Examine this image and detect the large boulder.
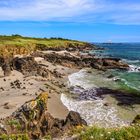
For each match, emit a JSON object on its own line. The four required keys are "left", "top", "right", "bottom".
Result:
{"left": 64, "top": 111, "right": 87, "bottom": 130}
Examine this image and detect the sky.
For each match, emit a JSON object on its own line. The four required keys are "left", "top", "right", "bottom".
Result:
{"left": 0, "top": 0, "right": 140, "bottom": 42}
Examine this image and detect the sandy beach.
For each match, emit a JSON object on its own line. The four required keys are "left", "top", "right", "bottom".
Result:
{"left": 0, "top": 56, "right": 78, "bottom": 120}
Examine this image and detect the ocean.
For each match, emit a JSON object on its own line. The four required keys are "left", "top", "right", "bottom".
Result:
{"left": 92, "top": 43, "right": 140, "bottom": 93}
{"left": 61, "top": 43, "right": 140, "bottom": 128}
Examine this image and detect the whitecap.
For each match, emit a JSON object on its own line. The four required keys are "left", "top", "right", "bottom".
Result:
{"left": 129, "top": 65, "right": 140, "bottom": 72}
{"left": 122, "top": 59, "right": 140, "bottom": 64}
{"left": 68, "top": 69, "right": 97, "bottom": 89}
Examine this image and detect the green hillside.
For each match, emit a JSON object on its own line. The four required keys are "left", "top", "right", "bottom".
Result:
{"left": 0, "top": 35, "right": 93, "bottom": 57}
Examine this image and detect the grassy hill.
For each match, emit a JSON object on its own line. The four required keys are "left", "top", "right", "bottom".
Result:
{"left": 0, "top": 35, "right": 92, "bottom": 57}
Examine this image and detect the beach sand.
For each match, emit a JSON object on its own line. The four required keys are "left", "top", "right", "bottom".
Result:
{"left": 0, "top": 57, "right": 78, "bottom": 119}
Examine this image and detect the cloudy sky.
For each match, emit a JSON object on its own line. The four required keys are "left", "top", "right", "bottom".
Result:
{"left": 0, "top": 0, "right": 140, "bottom": 42}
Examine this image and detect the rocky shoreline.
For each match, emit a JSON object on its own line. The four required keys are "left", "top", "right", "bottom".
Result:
{"left": 0, "top": 43, "right": 140, "bottom": 139}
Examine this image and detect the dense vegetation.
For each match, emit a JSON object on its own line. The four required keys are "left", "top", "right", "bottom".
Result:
{"left": 0, "top": 35, "right": 89, "bottom": 57}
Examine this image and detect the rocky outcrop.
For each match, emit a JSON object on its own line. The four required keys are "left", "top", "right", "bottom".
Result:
{"left": 90, "top": 58, "right": 129, "bottom": 70}
{"left": 0, "top": 56, "right": 64, "bottom": 78}
{"left": 33, "top": 51, "right": 129, "bottom": 70}
{"left": 0, "top": 49, "right": 129, "bottom": 77}
{"left": 12, "top": 57, "right": 49, "bottom": 77}
{"left": 0, "top": 56, "right": 50, "bottom": 77}
{"left": 64, "top": 111, "right": 87, "bottom": 130}
{"left": 0, "top": 57, "right": 12, "bottom": 76}
{"left": 0, "top": 92, "right": 87, "bottom": 139}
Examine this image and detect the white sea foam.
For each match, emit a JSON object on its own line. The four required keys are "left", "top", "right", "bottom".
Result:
{"left": 61, "top": 94, "right": 127, "bottom": 128}
{"left": 121, "top": 59, "right": 140, "bottom": 72}
{"left": 122, "top": 59, "right": 140, "bottom": 64}
{"left": 129, "top": 65, "right": 140, "bottom": 72}
{"left": 68, "top": 69, "right": 97, "bottom": 89}
{"left": 62, "top": 70, "right": 130, "bottom": 127}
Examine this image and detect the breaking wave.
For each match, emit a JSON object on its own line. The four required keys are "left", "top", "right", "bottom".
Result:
{"left": 129, "top": 65, "right": 140, "bottom": 72}
{"left": 61, "top": 93, "right": 128, "bottom": 127}
{"left": 61, "top": 70, "right": 130, "bottom": 127}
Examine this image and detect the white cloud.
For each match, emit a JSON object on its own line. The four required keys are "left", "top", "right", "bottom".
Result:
{"left": 0, "top": 0, "right": 96, "bottom": 20}
{"left": 0, "top": 0, "right": 139, "bottom": 25}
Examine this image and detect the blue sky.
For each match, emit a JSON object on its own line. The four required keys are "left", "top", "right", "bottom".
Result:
{"left": 0, "top": 0, "right": 140, "bottom": 42}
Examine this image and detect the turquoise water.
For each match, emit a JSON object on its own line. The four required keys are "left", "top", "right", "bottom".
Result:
{"left": 91, "top": 43, "right": 140, "bottom": 93}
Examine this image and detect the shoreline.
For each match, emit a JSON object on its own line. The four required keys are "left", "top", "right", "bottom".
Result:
{"left": 62, "top": 67, "right": 140, "bottom": 127}
{"left": 0, "top": 50, "right": 140, "bottom": 125}
{"left": 0, "top": 50, "right": 139, "bottom": 123}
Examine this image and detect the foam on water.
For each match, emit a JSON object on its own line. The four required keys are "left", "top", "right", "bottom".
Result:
{"left": 122, "top": 59, "right": 140, "bottom": 64}
{"left": 129, "top": 65, "right": 140, "bottom": 72}
{"left": 62, "top": 70, "right": 130, "bottom": 127}
{"left": 61, "top": 93, "right": 127, "bottom": 127}
{"left": 68, "top": 69, "right": 97, "bottom": 89}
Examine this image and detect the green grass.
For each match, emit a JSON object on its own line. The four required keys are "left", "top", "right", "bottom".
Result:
{"left": 0, "top": 134, "right": 29, "bottom": 140}
{"left": 72, "top": 125, "right": 140, "bottom": 140}
{"left": 0, "top": 35, "right": 91, "bottom": 57}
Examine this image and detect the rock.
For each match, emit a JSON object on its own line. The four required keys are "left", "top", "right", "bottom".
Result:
{"left": 90, "top": 58, "right": 129, "bottom": 70}
{"left": 87, "top": 70, "right": 92, "bottom": 73}
{"left": 3, "top": 102, "right": 14, "bottom": 109}
{"left": 10, "top": 80, "right": 22, "bottom": 89}
{"left": 0, "top": 57, "right": 13, "bottom": 76}
{"left": 33, "top": 51, "right": 129, "bottom": 71}
{"left": 3, "top": 78, "right": 6, "bottom": 81}
{"left": 104, "top": 103, "right": 109, "bottom": 106}
{"left": 64, "top": 111, "right": 87, "bottom": 130}
{"left": 113, "top": 77, "right": 121, "bottom": 82}
{"left": 2, "top": 63, "right": 11, "bottom": 76}
{"left": 132, "top": 115, "right": 140, "bottom": 124}
{"left": 107, "top": 74, "right": 114, "bottom": 78}
{"left": 0, "top": 52, "right": 129, "bottom": 78}
{"left": 13, "top": 57, "right": 38, "bottom": 76}
{"left": 0, "top": 92, "right": 87, "bottom": 139}
{"left": 12, "top": 57, "right": 49, "bottom": 78}
{"left": 22, "top": 93, "right": 28, "bottom": 96}
{"left": 0, "top": 87, "right": 4, "bottom": 91}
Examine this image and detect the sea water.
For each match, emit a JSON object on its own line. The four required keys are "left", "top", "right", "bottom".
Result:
{"left": 92, "top": 43, "right": 140, "bottom": 92}
{"left": 61, "top": 43, "right": 140, "bottom": 127}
